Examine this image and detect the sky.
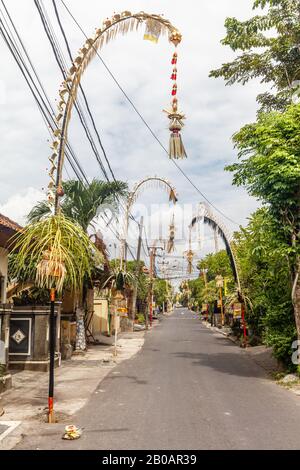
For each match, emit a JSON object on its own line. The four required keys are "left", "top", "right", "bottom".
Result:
{"left": 0, "top": 0, "right": 265, "bottom": 274}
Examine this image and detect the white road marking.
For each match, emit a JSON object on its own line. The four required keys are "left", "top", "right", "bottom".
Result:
{"left": 0, "top": 421, "right": 21, "bottom": 442}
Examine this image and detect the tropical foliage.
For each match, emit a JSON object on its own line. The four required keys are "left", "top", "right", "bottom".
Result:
{"left": 207, "top": 0, "right": 300, "bottom": 366}
{"left": 28, "top": 179, "right": 128, "bottom": 231}
{"left": 153, "top": 278, "right": 172, "bottom": 308}
{"left": 233, "top": 209, "right": 296, "bottom": 363}
{"left": 227, "top": 104, "right": 300, "bottom": 339}
{"left": 210, "top": 0, "right": 300, "bottom": 112}
{"left": 9, "top": 214, "right": 102, "bottom": 293}
{"left": 20, "top": 178, "right": 128, "bottom": 295}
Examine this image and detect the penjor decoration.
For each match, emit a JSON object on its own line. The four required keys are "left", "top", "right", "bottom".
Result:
{"left": 184, "top": 227, "right": 194, "bottom": 275}
{"left": 47, "top": 12, "right": 184, "bottom": 210}
{"left": 167, "top": 213, "right": 176, "bottom": 253}
{"left": 164, "top": 30, "right": 187, "bottom": 159}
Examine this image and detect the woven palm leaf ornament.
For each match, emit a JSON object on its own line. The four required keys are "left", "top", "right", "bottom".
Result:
{"left": 36, "top": 248, "right": 66, "bottom": 293}
{"left": 143, "top": 18, "right": 163, "bottom": 43}
{"left": 120, "top": 177, "right": 178, "bottom": 267}
{"left": 197, "top": 203, "right": 205, "bottom": 250}
{"left": 184, "top": 226, "right": 194, "bottom": 275}
{"left": 47, "top": 12, "right": 184, "bottom": 210}
{"left": 190, "top": 203, "right": 242, "bottom": 293}
{"left": 126, "top": 177, "right": 178, "bottom": 209}
{"left": 163, "top": 31, "right": 187, "bottom": 159}
{"left": 167, "top": 213, "right": 176, "bottom": 253}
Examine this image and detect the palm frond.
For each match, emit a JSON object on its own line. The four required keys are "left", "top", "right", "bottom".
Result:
{"left": 29, "top": 179, "right": 128, "bottom": 232}
{"left": 27, "top": 201, "right": 51, "bottom": 224}
{"left": 9, "top": 214, "right": 103, "bottom": 293}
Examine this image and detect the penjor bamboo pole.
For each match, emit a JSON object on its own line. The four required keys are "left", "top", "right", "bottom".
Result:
{"left": 48, "top": 288, "right": 56, "bottom": 423}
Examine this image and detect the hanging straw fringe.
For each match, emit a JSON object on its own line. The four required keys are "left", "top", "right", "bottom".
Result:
{"left": 169, "top": 132, "right": 187, "bottom": 159}
{"left": 48, "top": 12, "right": 182, "bottom": 205}
{"left": 167, "top": 214, "right": 175, "bottom": 253}
{"left": 128, "top": 177, "right": 177, "bottom": 207}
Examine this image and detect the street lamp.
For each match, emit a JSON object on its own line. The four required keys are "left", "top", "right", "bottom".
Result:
{"left": 215, "top": 275, "right": 224, "bottom": 327}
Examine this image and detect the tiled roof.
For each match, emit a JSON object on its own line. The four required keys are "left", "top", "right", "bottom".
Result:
{"left": 0, "top": 213, "right": 22, "bottom": 232}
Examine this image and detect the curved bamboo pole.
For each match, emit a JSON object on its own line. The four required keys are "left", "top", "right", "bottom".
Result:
{"left": 47, "top": 11, "right": 182, "bottom": 212}
{"left": 120, "top": 176, "right": 178, "bottom": 268}
{"left": 190, "top": 203, "right": 241, "bottom": 293}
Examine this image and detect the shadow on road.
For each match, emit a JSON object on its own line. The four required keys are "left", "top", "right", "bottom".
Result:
{"left": 171, "top": 350, "right": 267, "bottom": 379}
{"left": 83, "top": 428, "right": 129, "bottom": 434}
{"left": 100, "top": 375, "right": 148, "bottom": 386}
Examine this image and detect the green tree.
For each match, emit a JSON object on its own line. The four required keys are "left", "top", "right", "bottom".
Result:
{"left": 210, "top": 0, "right": 300, "bottom": 112}
{"left": 26, "top": 179, "right": 127, "bottom": 351}
{"left": 198, "top": 250, "right": 233, "bottom": 281}
{"left": 233, "top": 208, "right": 296, "bottom": 362}
{"left": 127, "top": 260, "right": 148, "bottom": 305}
{"left": 227, "top": 104, "right": 300, "bottom": 341}
{"left": 153, "top": 278, "right": 171, "bottom": 308}
{"left": 194, "top": 250, "right": 235, "bottom": 310}
{"left": 28, "top": 179, "right": 128, "bottom": 231}
{"left": 108, "top": 259, "right": 148, "bottom": 308}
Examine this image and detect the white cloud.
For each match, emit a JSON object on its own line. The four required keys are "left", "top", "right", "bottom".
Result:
{"left": 0, "top": 0, "right": 265, "bottom": 270}
{"left": 0, "top": 187, "right": 44, "bottom": 225}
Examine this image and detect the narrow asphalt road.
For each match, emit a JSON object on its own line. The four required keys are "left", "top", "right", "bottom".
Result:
{"left": 17, "top": 308, "right": 300, "bottom": 450}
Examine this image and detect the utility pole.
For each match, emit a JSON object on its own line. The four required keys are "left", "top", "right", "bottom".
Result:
{"left": 215, "top": 275, "right": 224, "bottom": 327}
{"left": 149, "top": 248, "right": 155, "bottom": 328}
{"left": 148, "top": 245, "right": 163, "bottom": 328}
{"left": 131, "top": 217, "right": 144, "bottom": 325}
{"left": 48, "top": 288, "right": 56, "bottom": 423}
{"left": 219, "top": 286, "right": 224, "bottom": 326}
{"left": 201, "top": 268, "right": 208, "bottom": 321}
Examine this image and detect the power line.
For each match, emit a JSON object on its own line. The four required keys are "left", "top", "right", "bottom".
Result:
{"left": 44, "top": 0, "right": 141, "bottom": 231}
{"left": 52, "top": 0, "right": 117, "bottom": 183}
{"left": 0, "top": 1, "right": 88, "bottom": 183}
{"left": 1, "top": 1, "right": 147, "bottom": 263}
{"left": 50, "top": 0, "right": 142, "bottom": 230}
{"left": 59, "top": 0, "right": 239, "bottom": 227}
{"left": 34, "top": 0, "right": 110, "bottom": 182}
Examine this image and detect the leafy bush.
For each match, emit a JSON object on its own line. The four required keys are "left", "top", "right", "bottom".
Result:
{"left": 136, "top": 313, "right": 145, "bottom": 324}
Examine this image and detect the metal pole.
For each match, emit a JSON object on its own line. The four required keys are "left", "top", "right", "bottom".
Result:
{"left": 241, "top": 303, "right": 247, "bottom": 347}
{"left": 48, "top": 288, "right": 56, "bottom": 423}
{"left": 203, "top": 269, "right": 208, "bottom": 321}
{"left": 131, "top": 217, "right": 144, "bottom": 323}
{"left": 145, "top": 302, "right": 149, "bottom": 330}
{"left": 149, "top": 248, "right": 154, "bottom": 327}
{"left": 114, "top": 314, "right": 118, "bottom": 357}
{"left": 220, "top": 287, "right": 224, "bottom": 327}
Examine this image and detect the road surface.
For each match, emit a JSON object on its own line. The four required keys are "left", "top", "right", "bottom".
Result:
{"left": 17, "top": 308, "right": 300, "bottom": 450}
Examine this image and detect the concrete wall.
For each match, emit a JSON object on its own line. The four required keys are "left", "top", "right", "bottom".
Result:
{"left": 62, "top": 290, "right": 81, "bottom": 313}
{"left": 0, "top": 248, "right": 8, "bottom": 304}
{"left": 92, "top": 293, "right": 110, "bottom": 336}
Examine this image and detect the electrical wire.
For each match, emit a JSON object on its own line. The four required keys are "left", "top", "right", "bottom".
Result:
{"left": 44, "top": 0, "right": 141, "bottom": 230}
{"left": 50, "top": 0, "right": 143, "bottom": 232}
{"left": 34, "top": 0, "right": 110, "bottom": 182}
{"left": 1, "top": 1, "right": 150, "bottom": 266}
{"left": 59, "top": 0, "right": 239, "bottom": 227}
{"left": 52, "top": 0, "right": 116, "bottom": 183}
{"left": 0, "top": 1, "right": 88, "bottom": 183}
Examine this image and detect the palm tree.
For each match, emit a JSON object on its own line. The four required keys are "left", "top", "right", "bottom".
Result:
{"left": 28, "top": 178, "right": 128, "bottom": 352}
{"left": 28, "top": 179, "right": 128, "bottom": 231}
